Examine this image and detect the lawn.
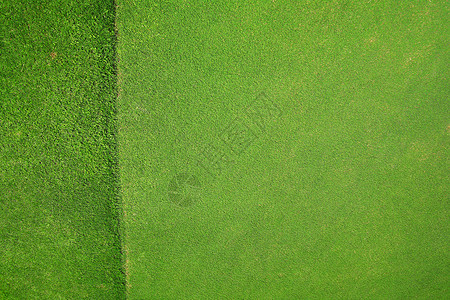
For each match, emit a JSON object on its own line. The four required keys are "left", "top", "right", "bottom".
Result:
{"left": 0, "top": 0, "right": 448, "bottom": 299}
{"left": 117, "top": 0, "right": 448, "bottom": 299}
{"left": 0, "top": 1, "right": 125, "bottom": 298}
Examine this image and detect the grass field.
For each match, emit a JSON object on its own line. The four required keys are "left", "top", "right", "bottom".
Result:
{"left": 0, "top": 1, "right": 125, "bottom": 298}
{"left": 117, "top": 0, "right": 448, "bottom": 299}
{"left": 1, "top": 0, "right": 448, "bottom": 299}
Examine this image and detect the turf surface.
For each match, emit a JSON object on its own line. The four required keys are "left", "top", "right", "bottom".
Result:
{"left": 0, "top": 1, "right": 125, "bottom": 298}
{"left": 1, "top": 0, "right": 448, "bottom": 299}
{"left": 117, "top": 0, "right": 449, "bottom": 299}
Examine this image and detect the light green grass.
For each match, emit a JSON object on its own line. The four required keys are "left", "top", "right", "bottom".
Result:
{"left": 0, "top": 1, "right": 125, "bottom": 298}
{"left": 117, "top": 0, "right": 449, "bottom": 299}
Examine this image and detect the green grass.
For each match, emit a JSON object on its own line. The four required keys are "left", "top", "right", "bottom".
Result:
{"left": 0, "top": 0, "right": 125, "bottom": 298}
{"left": 1, "top": 0, "right": 448, "bottom": 299}
{"left": 117, "top": 0, "right": 449, "bottom": 299}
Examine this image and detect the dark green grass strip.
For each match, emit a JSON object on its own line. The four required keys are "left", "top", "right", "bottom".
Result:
{"left": 0, "top": 0, "right": 125, "bottom": 298}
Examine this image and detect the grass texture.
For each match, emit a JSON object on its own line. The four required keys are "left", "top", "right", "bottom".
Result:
{"left": 0, "top": 0, "right": 125, "bottom": 298}
{"left": 117, "top": 0, "right": 449, "bottom": 299}
{"left": 0, "top": 0, "right": 448, "bottom": 299}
